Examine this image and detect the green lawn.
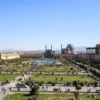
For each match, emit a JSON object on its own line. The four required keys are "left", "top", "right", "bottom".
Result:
{"left": 0, "top": 74, "right": 18, "bottom": 82}
{"left": 4, "top": 93, "right": 100, "bottom": 100}
{"left": 28, "top": 75, "right": 95, "bottom": 83}
{"left": 3, "top": 65, "right": 31, "bottom": 72}
{"left": 37, "top": 66, "right": 79, "bottom": 72}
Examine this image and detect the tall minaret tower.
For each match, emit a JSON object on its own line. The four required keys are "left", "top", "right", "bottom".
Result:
{"left": 51, "top": 45, "right": 52, "bottom": 51}
{"left": 45, "top": 45, "right": 47, "bottom": 51}
{"left": 61, "top": 44, "right": 62, "bottom": 54}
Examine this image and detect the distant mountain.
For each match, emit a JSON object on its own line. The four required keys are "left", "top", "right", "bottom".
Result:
{"left": 22, "top": 50, "right": 44, "bottom": 53}
{"left": 0, "top": 49, "right": 21, "bottom": 53}
{"left": 75, "top": 46, "right": 86, "bottom": 52}
{"left": 0, "top": 46, "right": 87, "bottom": 53}
{"left": 0, "top": 49, "right": 44, "bottom": 53}
{"left": 55, "top": 46, "right": 87, "bottom": 53}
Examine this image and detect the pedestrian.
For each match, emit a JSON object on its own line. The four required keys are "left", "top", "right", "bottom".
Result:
{"left": 42, "top": 86, "right": 44, "bottom": 90}
{"left": 9, "top": 87, "right": 12, "bottom": 91}
{"left": 1, "top": 87, "right": 4, "bottom": 92}
{"left": 4, "top": 88, "right": 6, "bottom": 95}
{"left": 46, "top": 85, "right": 48, "bottom": 90}
{"left": 59, "top": 86, "right": 61, "bottom": 92}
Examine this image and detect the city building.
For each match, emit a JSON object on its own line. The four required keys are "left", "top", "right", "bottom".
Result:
{"left": 0, "top": 52, "right": 20, "bottom": 60}
{"left": 61, "top": 44, "right": 77, "bottom": 55}
{"left": 77, "top": 53, "right": 86, "bottom": 60}
{"left": 61, "top": 44, "right": 67, "bottom": 54}
{"left": 86, "top": 44, "right": 100, "bottom": 63}
{"left": 20, "top": 53, "right": 43, "bottom": 58}
{"left": 44, "top": 45, "right": 53, "bottom": 58}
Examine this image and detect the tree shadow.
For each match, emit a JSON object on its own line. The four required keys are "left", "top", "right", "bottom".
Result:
{"left": 23, "top": 94, "right": 32, "bottom": 97}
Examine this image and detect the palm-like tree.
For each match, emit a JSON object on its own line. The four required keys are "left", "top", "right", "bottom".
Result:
{"left": 74, "top": 85, "right": 82, "bottom": 100}
{"left": 66, "top": 44, "right": 74, "bottom": 53}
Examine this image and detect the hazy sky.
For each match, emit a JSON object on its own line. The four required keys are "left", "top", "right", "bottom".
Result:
{"left": 0, "top": 0, "right": 100, "bottom": 50}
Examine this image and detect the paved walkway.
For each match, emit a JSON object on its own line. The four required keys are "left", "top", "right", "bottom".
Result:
{"left": 39, "top": 86, "right": 100, "bottom": 92}
{"left": 0, "top": 74, "right": 30, "bottom": 100}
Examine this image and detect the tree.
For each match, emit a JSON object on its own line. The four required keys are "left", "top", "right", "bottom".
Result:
{"left": 0, "top": 67, "right": 3, "bottom": 74}
{"left": 74, "top": 85, "right": 82, "bottom": 100}
{"left": 53, "top": 88, "right": 59, "bottom": 99}
{"left": 73, "top": 81, "right": 78, "bottom": 87}
{"left": 30, "top": 85, "right": 40, "bottom": 98}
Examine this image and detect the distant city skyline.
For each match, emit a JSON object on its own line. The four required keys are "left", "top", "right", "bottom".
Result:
{"left": 0, "top": 0, "right": 100, "bottom": 50}
{"left": 0, "top": 46, "right": 90, "bottom": 52}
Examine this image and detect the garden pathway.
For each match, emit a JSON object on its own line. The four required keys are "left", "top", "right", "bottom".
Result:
{"left": 0, "top": 74, "right": 31, "bottom": 100}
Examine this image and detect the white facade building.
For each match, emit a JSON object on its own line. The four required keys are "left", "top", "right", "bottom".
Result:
{"left": 0, "top": 52, "right": 20, "bottom": 60}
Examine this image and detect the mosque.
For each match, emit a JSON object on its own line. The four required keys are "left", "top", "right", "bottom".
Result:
{"left": 61, "top": 44, "right": 77, "bottom": 54}
{"left": 44, "top": 45, "right": 53, "bottom": 58}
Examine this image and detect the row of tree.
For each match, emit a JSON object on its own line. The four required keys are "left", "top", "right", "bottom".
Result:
{"left": 90, "top": 68, "right": 100, "bottom": 77}
{"left": 76, "top": 59, "right": 100, "bottom": 70}
{"left": 25, "top": 80, "right": 98, "bottom": 87}
{"left": 66, "top": 58, "right": 100, "bottom": 78}
{"left": 29, "top": 84, "right": 82, "bottom": 100}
